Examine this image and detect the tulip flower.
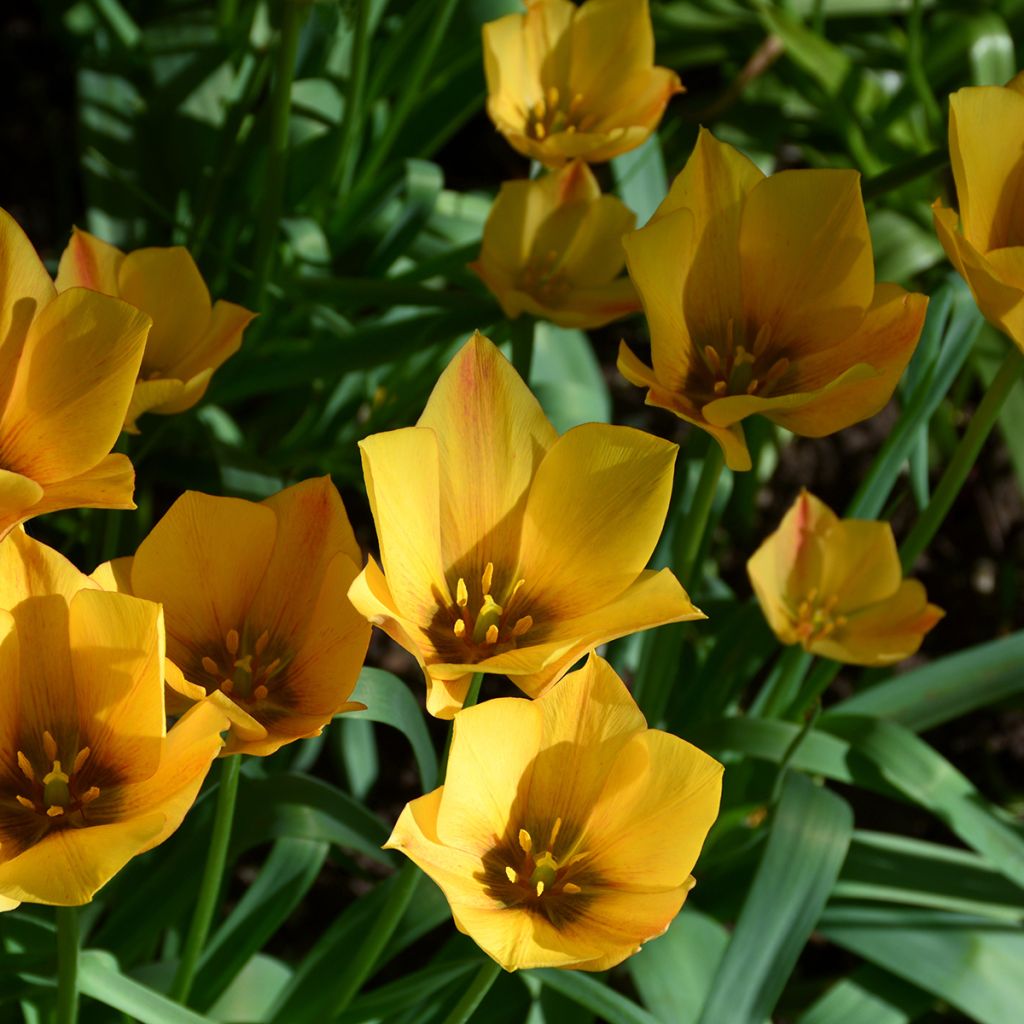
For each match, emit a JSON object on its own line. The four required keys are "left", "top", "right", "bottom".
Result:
{"left": 483, "top": 0, "right": 681, "bottom": 166}
{"left": 619, "top": 130, "right": 929, "bottom": 472}
{"left": 386, "top": 654, "right": 722, "bottom": 971}
{"left": 470, "top": 161, "right": 640, "bottom": 329}
{"left": 932, "top": 76, "right": 1024, "bottom": 351}
{"left": 0, "top": 528, "right": 228, "bottom": 909}
{"left": 747, "top": 490, "right": 943, "bottom": 665}
{"left": 349, "top": 331, "right": 702, "bottom": 719}
{"left": 56, "top": 228, "right": 255, "bottom": 432}
{"left": 96, "top": 477, "right": 371, "bottom": 756}
{"left": 0, "top": 209, "right": 150, "bottom": 540}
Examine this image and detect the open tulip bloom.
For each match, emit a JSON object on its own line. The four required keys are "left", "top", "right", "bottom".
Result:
{"left": 386, "top": 654, "right": 723, "bottom": 971}
{"left": 619, "top": 130, "right": 929, "bottom": 472}
{"left": 349, "top": 332, "right": 703, "bottom": 719}
{"left": 0, "top": 529, "right": 228, "bottom": 910}
{"left": 932, "top": 75, "right": 1024, "bottom": 352}
{"left": 96, "top": 478, "right": 371, "bottom": 756}
{"left": 56, "top": 228, "right": 255, "bottom": 433}
{"left": 748, "top": 490, "right": 943, "bottom": 665}
{"left": 483, "top": 0, "right": 681, "bottom": 166}
{"left": 471, "top": 161, "right": 640, "bottom": 329}
{"left": 0, "top": 209, "right": 151, "bottom": 540}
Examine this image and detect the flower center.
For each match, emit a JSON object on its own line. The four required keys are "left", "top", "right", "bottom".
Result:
{"left": 503, "top": 821, "right": 582, "bottom": 899}
{"left": 699, "top": 320, "right": 791, "bottom": 400}
{"left": 517, "top": 249, "right": 572, "bottom": 307}
{"left": 14, "top": 730, "right": 100, "bottom": 820}
{"left": 449, "top": 562, "right": 533, "bottom": 649}
{"left": 199, "top": 627, "right": 287, "bottom": 703}
{"left": 525, "top": 87, "right": 594, "bottom": 140}
{"left": 793, "top": 588, "right": 847, "bottom": 643}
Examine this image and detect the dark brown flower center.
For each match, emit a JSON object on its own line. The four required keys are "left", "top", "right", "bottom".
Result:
{"left": 445, "top": 561, "right": 533, "bottom": 651}
{"left": 525, "top": 87, "right": 595, "bottom": 140}
{"left": 197, "top": 626, "right": 289, "bottom": 705}
{"left": 693, "top": 319, "right": 792, "bottom": 402}
{"left": 12, "top": 730, "right": 100, "bottom": 823}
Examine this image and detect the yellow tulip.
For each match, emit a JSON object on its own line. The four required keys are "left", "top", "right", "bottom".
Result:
{"left": 349, "top": 331, "right": 702, "bottom": 719}
{"left": 483, "top": 0, "right": 681, "bottom": 167}
{"left": 386, "top": 654, "right": 722, "bottom": 971}
{"left": 619, "top": 129, "right": 929, "bottom": 472}
{"left": 0, "top": 209, "right": 150, "bottom": 540}
{"left": 0, "top": 528, "right": 228, "bottom": 909}
{"left": 95, "top": 477, "right": 371, "bottom": 756}
{"left": 747, "top": 490, "right": 943, "bottom": 665}
{"left": 933, "top": 76, "right": 1024, "bottom": 350}
{"left": 56, "top": 228, "right": 255, "bottom": 432}
{"left": 470, "top": 161, "right": 640, "bottom": 329}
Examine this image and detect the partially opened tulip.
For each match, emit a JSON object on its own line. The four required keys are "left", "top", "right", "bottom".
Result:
{"left": 56, "top": 228, "right": 255, "bottom": 432}
{"left": 0, "top": 528, "right": 228, "bottom": 909}
{"left": 483, "top": 0, "right": 681, "bottom": 166}
{"left": 932, "top": 76, "right": 1024, "bottom": 351}
{"left": 748, "top": 490, "right": 943, "bottom": 665}
{"left": 619, "top": 129, "right": 929, "bottom": 472}
{"left": 96, "top": 477, "right": 371, "bottom": 756}
{"left": 349, "top": 331, "right": 702, "bottom": 719}
{"left": 470, "top": 161, "right": 640, "bottom": 329}
{"left": 386, "top": 654, "right": 722, "bottom": 971}
{"left": 0, "top": 209, "right": 150, "bottom": 540}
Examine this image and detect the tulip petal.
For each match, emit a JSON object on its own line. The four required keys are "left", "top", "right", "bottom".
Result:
{"left": 0, "top": 609, "right": 20, "bottom": 777}
{"left": 818, "top": 518, "right": 902, "bottom": 613}
{"left": 171, "top": 299, "right": 254, "bottom": 384}
{"left": 518, "top": 424, "right": 676, "bottom": 618}
{"left": 0, "top": 528, "right": 95, "bottom": 609}
{"left": 812, "top": 580, "right": 943, "bottom": 665}
{"left": 739, "top": 169, "right": 874, "bottom": 347}
{"left": 0, "top": 288, "right": 148, "bottom": 482}
{"left": 949, "top": 86, "right": 1024, "bottom": 251}
{"left": 436, "top": 697, "right": 541, "bottom": 856}
{"left": 555, "top": 190, "right": 636, "bottom": 285}
{"left": 54, "top": 227, "right": 124, "bottom": 296}
{"left": 20, "top": 454, "right": 136, "bottom": 519}
{"left": 567, "top": 0, "right": 656, "bottom": 102}
{"left": 123, "top": 378, "right": 189, "bottom": 433}
{"left": 0, "top": 471, "right": 45, "bottom": 540}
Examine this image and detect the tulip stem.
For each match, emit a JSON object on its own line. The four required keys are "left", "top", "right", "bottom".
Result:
{"left": 55, "top": 906, "right": 80, "bottom": 1024}
{"left": 900, "top": 346, "right": 1024, "bottom": 570}
{"left": 171, "top": 753, "right": 242, "bottom": 1004}
{"left": 750, "top": 645, "right": 813, "bottom": 719}
{"left": 510, "top": 319, "right": 535, "bottom": 383}
{"left": 672, "top": 442, "right": 725, "bottom": 584}
{"left": 441, "top": 959, "right": 502, "bottom": 1023}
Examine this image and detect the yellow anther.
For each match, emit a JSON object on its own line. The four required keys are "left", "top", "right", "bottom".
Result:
{"left": 563, "top": 882, "right": 581, "bottom": 895}
{"left": 510, "top": 578, "right": 526, "bottom": 600}
{"left": 505, "top": 866, "right": 518, "bottom": 883}
{"left": 254, "top": 630, "right": 270, "bottom": 656}
{"left": 221, "top": 679, "right": 234, "bottom": 695}
{"left": 15, "top": 795, "right": 34, "bottom": 810}
{"left": 81, "top": 786, "right": 101, "bottom": 805}
{"left": 713, "top": 381, "right": 727, "bottom": 395}
{"left": 481, "top": 562, "right": 494, "bottom": 594}
{"left": 46, "top": 806, "right": 64, "bottom": 818}
{"left": 226, "top": 628, "right": 240, "bottom": 655}
{"left": 456, "top": 578, "right": 469, "bottom": 607}
{"left": 202, "top": 656, "right": 220, "bottom": 675}
{"left": 704, "top": 345, "right": 722, "bottom": 372}
{"left": 16, "top": 751, "right": 34, "bottom": 781}
{"left": 485, "top": 624, "right": 499, "bottom": 645}
{"left": 570, "top": 92, "right": 584, "bottom": 112}
{"left": 253, "top": 685, "right": 269, "bottom": 701}
{"left": 534, "top": 122, "right": 547, "bottom": 139}
{"left": 43, "top": 731, "right": 58, "bottom": 761}
{"left": 518, "top": 828, "right": 533, "bottom": 854}
{"left": 746, "top": 379, "right": 760, "bottom": 394}
{"left": 752, "top": 321, "right": 773, "bottom": 357}
{"left": 550, "top": 817, "right": 562, "bottom": 847}
{"left": 548, "top": 86, "right": 559, "bottom": 108}
{"left": 535, "top": 881, "right": 545, "bottom": 897}
{"left": 265, "top": 658, "right": 282, "bottom": 677}
{"left": 73, "top": 747, "right": 91, "bottom": 773}
{"left": 454, "top": 619, "right": 466, "bottom": 638}
{"left": 533, "top": 97, "right": 546, "bottom": 119}
{"left": 512, "top": 616, "right": 533, "bottom": 638}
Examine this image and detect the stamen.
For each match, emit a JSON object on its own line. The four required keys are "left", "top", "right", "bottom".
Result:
{"left": 704, "top": 345, "right": 722, "bottom": 373}
{"left": 563, "top": 882, "right": 581, "bottom": 894}
{"left": 16, "top": 751, "right": 34, "bottom": 782}
{"left": 226, "top": 628, "right": 240, "bottom": 655}
{"left": 221, "top": 679, "right": 234, "bottom": 695}
{"left": 549, "top": 817, "right": 563, "bottom": 847}
{"left": 569, "top": 92, "right": 584, "bottom": 113}
{"left": 485, "top": 624, "right": 499, "bottom": 645}
{"left": 547, "top": 86, "right": 559, "bottom": 108}
{"left": 202, "top": 656, "right": 220, "bottom": 675}
{"left": 81, "top": 787, "right": 101, "bottom": 805}
{"left": 73, "top": 747, "right": 91, "bottom": 773}
{"left": 15, "top": 795, "right": 33, "bottom": 810}
{"left": 518, "top": 828, "right": 533, "bottom": 854}
{"left": 254, "top": 630, "right": 270, "bottom": 656}
{"left": 534, "top": 122, "right": 547, "bottom": 139}
{"left": 535, "top": 881, "right": 545, "bottom": 897}
{"left": 751, "top": 321, "right": 773, "bottom": 358}
{"left": 505, "top": 866, "right": 518, "bottom": 883}
{"left": 481, "top": 562, "right": 494, "bottom": 595}
{"left": 43, "top": 731, "right": 57, "bottom": 761}
{"left": 746, "top": 378, "right": 760, "bottom": 395}
{"left": 713, "top": 381, "right": 727, "bottom": 395}
{"left": 510, "top": 578, "right": 526, "bottom": 600}
{"left": 46, "top": 806, "right": 64, "bottom": 818}
{"left": 453, "top": 619, "right": 466, "bottom": 638}
{"left": 512, "top": 616, "right": 533, "bottom": 637}
{"left": 253, "top": 685, "right": 269, "bottom": 701}
{"left": 456, "top": 578, "right": 468, "bottom": 608}
{"left": 533, "top": 98, "right": 546, "bottom": 119}
{"left": 264, "top": 658, "right": 282, "bottom": 676}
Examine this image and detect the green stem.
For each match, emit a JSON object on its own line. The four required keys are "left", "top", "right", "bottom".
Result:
{"left": 671, "top": 442, "right": 724, "bottom": 585}
{"left": 440, "top": 960, "right": 502, "bottom": 1024}
{"left": 509, "top": 319, "right": 534, "bottom": 383}
{"left": 333, "top": 0, "right": 372, "bottom": 193}
{"left": 56, "top": 906, "right": 80, "bottom": 1024}
{"left": 786, "top": 658, "right": 842, "bottom": 720}
{"left": 251, "top": 0, "right": 308, "bottom": 308}
{"left": 171, "top": 754, "right": 242, "bottom": 1004}
{"left": 900, "top": 347, "right": 1024, "bottom": 570}
{"left": 749, "top": 645, "right": 812, "bottom": 719}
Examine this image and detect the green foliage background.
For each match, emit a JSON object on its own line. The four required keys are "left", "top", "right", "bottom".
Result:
{"left": 4, "top": 0, "right": 1024, "bottom": 1022}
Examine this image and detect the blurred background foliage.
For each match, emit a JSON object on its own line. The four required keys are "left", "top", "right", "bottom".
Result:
{"left": 2, "top": 0, "right": 1024, "bottom": 1022}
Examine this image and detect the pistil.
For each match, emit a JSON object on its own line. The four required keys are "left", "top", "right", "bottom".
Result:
{"left": 449, "top": 562, "right": 533, "bottom": 650}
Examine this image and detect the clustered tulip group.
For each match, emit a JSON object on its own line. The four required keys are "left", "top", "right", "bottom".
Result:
{"left": 8, "top": 0, "right": 1023, "bottom": 988}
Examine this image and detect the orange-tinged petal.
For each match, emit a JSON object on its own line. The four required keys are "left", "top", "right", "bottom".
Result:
{"left": 90, "top": 556, "right": 134, "bottom": 594}
{"left": 417, "top": 334, "right": 556, "bottom": 583}
{"left": 18, "top": 454, "right": 137, "bottom": 520}
{"left": 130, "top": 492, "right": 277, "bottom": 662}
{"left": 348, "top": 556, "right": 435, "bottom": 666}
{"left": 0, "top": 472, "right": 44, "bottom": 540}
{"left": 0, "top": 528, "right": 94, "bottom": 609}
{"left": 518, "top": 423, "right": 676, "bottom": 618}
{"left": 588, "top": 729, "right": 723, "bottom": 890}
{"left": 0, "top": 288, "right": 148, "bottom": 482}
{"left": 567, "top": 0, "right": 656, "bottom": 100}
{"left": 811, "top": 580, "right": 943, "bottom": 665}
{"left": 436, "top": 697, "right": 541, "bottom": 856}
{"left": 948, "top": 86, "right": 1024, "bottom": 251}
{"left": 170, "top": 299, "right": 255, "bottom": 384}
{"left": 739, "top": 169, "right": 874, "bottom": 347}
{"left": 0, "top": 609, "right": 19, "bottom": 770}
{"left": 358, "top": 427, "right": 450, "bottom": 622}
{"left": 818, "top": 518, "right": 902, "bottom": 613}
{"left": 68, "top": 589, "right": 166, "bottom": 784}
{"left": 556, "top": 193, "right": 636, "bottom": 285}
{"left": 123, "top": 378, "right": 189, "bottom": 433}
{"left": 54, "top": 227, "right": 124, "bottom": 296}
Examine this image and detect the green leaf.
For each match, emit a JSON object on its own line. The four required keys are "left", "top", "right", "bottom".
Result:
{"left": 697, "top": 772, "right": 853, "bottom": 1024}
{"left": 530, "top": 323, "right": 612, "bottom": 433}
{"left": 207, "top": 954, "right": 293, "bottom": 1022}
{"left": 532, "top": 970, "right": 660, "bottom": 1024}
{"left": 336, "top": 959, "right": 479, "bottom": 1023}
{"left": 796, "top": 965, "right": 932, "bottom": 1024}
{"left": 78, "top": 951, "right": 214, "bottom": 1024}
{"left": 822, "top": 906, "right": 1024, "bottom": 1024}
{"left": 612, "top": 134, "right": 668, "bottom": 226}
{"left": 967, "top": 13, "right": 1016, "bottom": 86}
{"left": 629, "top": 909, "right": 729, "bottom": 1024}
{"left": 349, "top": 667, "right": 439, "bottom": 791}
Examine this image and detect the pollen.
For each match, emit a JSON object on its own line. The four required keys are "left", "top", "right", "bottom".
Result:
{"left": 505, "top": 866, "right": 518, "bottom": 883}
